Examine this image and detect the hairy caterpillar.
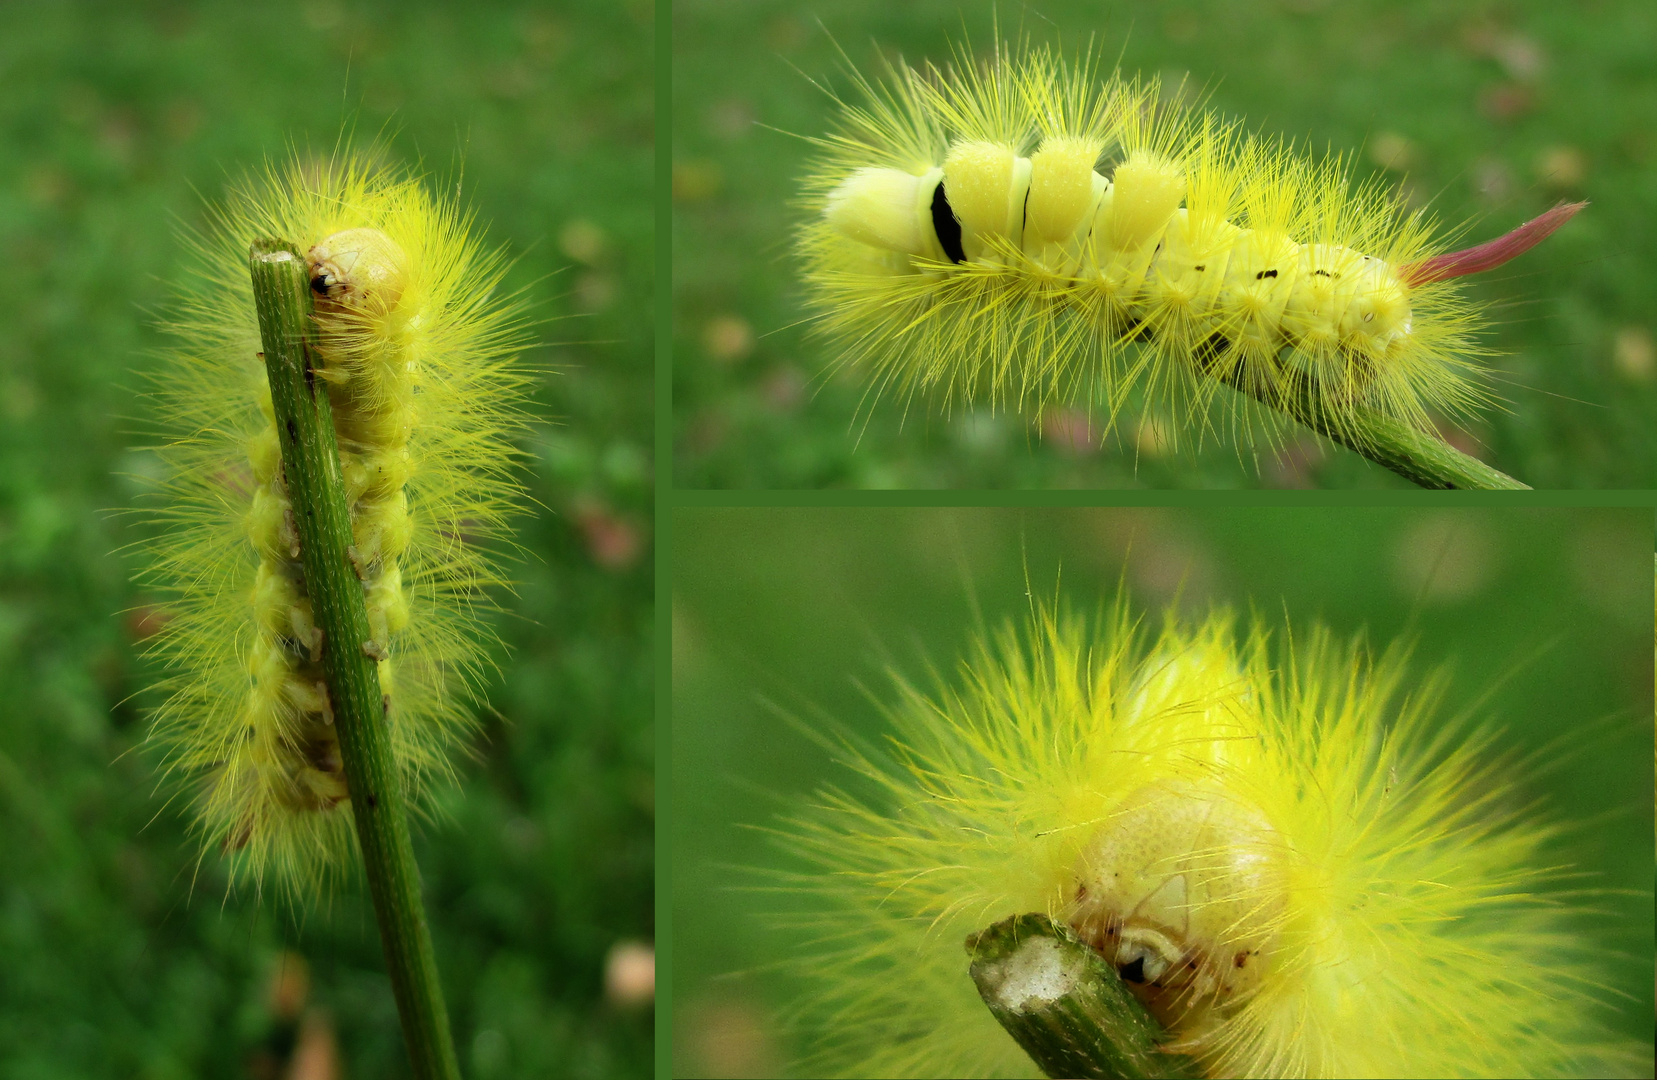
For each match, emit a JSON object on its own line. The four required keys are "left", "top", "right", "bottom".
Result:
{"left": 766, "top": 603, "right": 1642, "bottom": 1078}
{"left": 138, "top": 150, "right": 531, "bottom": 894}
{"left": 799, "top": 39, "right": 1583, "bottom": 450}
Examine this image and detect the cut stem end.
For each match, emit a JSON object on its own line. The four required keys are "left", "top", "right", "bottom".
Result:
{"left": 967, "top": 914, "right": 1198, "bottom": 1080}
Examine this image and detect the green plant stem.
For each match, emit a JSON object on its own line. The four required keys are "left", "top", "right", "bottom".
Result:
{"left": 966, "top": 914, "right": 1197, "bottom": 1080}
{"left": 1219, "top": 371, "right": 1530, "bottom": 489}
{"left": 250, "top": 239, "right": 461, "bottom": 1080}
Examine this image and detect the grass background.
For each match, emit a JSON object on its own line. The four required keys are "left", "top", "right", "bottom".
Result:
{"left": 671, "top": 506, "right": 1655, "bottom": 1077}
{"left": 672, "top": 0, "right": 1657, "bottom": 488}
{"left": 0, "top": 1, "right": 652, "bottom": 1077}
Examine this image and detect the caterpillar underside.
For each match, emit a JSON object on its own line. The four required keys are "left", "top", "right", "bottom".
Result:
{"left": 235, "top": 227, "right": 415, "bottom": 843}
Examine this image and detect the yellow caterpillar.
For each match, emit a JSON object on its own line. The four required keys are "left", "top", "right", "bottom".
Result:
{"left": 799, "top": 39, "right": 1582, "bottom": 449}
{"left": 138, "top": 150, "right": 532, "bottom": 894}
{"left": 768, "top": 604, "right": 1642, "bottom": 1078}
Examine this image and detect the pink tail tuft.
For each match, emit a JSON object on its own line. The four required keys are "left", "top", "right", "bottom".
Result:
{"left": 1401, "top": 201, "right": 1588, "bottom": 286}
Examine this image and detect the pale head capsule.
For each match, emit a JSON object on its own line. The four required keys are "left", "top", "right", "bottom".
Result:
{"left": 306, "top": 227, "right": 408, "bottom": 312}
{"left": 1065, "top": 778, "right": 1287, "bottom": 1036}
{"left": 306, "top": 226, "right": 417, "bottom": 402}
{"left": 822, "top": 167, "right": 943, "bottom": 259}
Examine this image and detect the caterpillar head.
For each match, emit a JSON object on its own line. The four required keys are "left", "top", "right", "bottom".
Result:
{"left": 822, "top": 166, "right": 942, "bottom": 259}
{"left": 1065, "top": 778, "right": 1287, "bottom": 1038}
{"left": 307, "top": 228, "right": 408, "bottom": 313}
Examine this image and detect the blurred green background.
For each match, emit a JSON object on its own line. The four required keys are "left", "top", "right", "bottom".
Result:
{"left": 0, "top": 2, "right": 651, "bottom": 1077}
{"left": 672, "top": 507, "right": 1655, "bottom": 1077}
{"left": 672, "top": 0, "right": 1657, "bottom": 488}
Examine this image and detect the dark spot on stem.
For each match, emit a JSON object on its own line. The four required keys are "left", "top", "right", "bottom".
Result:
{"left": 285, "top": 418, "right": 297, "bottom": 443}
{"left": 366, "top": 794, "right": 378, "bottom": 809}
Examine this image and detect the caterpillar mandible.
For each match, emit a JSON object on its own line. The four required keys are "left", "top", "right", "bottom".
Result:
{"left": 138, "top": 150, "right": 532, "bottom": 895}
{"left": 800, "top": 39, "right": 1583, "bottom": 450}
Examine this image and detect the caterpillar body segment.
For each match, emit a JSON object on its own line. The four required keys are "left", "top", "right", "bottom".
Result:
{"left": 798, "top": 43, "right": 1571, "bottom": 450}
{"left": 142, "top": 153, "right": 532, "bottom": 894}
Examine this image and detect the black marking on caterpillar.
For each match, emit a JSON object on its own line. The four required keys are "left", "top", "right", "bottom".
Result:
{"left": 1193, "top": 333, "right": 1233, "bottom": 375}
{"left": 929, "top": 182, "right": 965, "bottom": 264}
